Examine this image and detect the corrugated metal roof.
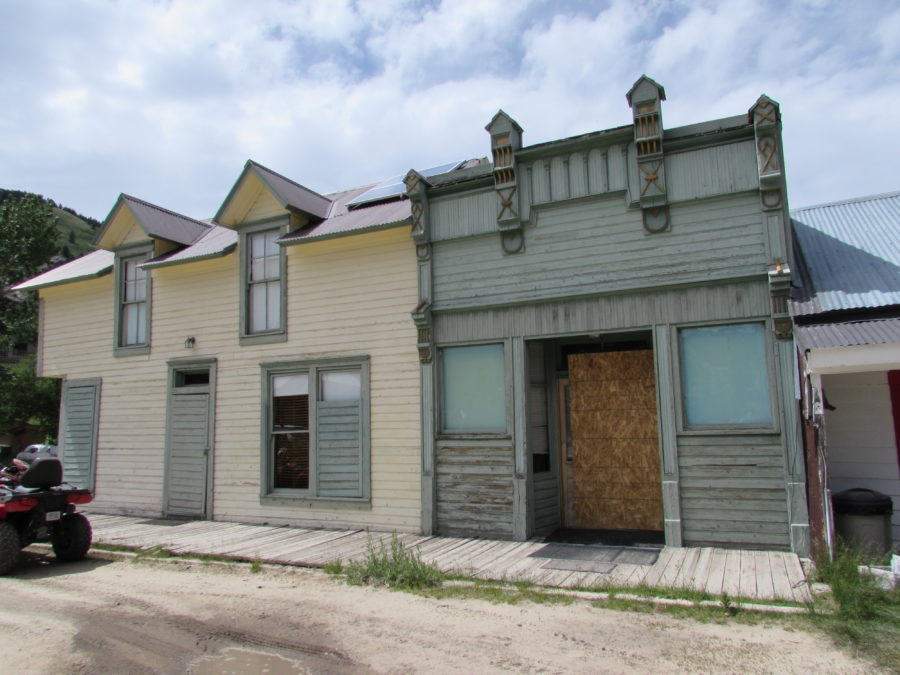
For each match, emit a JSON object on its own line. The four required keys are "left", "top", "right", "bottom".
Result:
{"left": 278, "top": 184, "right": 411, "bottom": 245}
{"left": 142, "top": 225, "right": 237, "bottom": 270}
{"left": 119, "top": 194, "right": 211, "bottom": 246}
{"left": 11, "top": 250, "right": 114, "bottom": 290}
{"left": 790, "top": 190, "right": 900, "bottom": 315}
{"left": 795, "top": 317, "right": 900, "bottom": 351}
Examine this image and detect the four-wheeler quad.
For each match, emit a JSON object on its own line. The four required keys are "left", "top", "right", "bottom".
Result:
{"left": 0, "top": 455, "right": 93, "bottom": 575}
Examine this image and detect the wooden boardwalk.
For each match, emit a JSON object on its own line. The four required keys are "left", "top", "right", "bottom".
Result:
{"left": 86, "top": 514, "right": 812, "bottom": 603}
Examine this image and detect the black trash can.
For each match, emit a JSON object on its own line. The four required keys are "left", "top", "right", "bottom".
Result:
{"left": 832, "top": 488, "right": 893, "bottom": 556}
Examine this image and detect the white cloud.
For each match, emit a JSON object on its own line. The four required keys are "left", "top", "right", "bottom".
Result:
{"left": 0, "top": 0, "right": 897, "bottom": 220}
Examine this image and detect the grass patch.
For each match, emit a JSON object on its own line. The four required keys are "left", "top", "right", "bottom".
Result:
{"left": 807, "top": 548, "right": 900, "bottom": 670}
{"left": 340, "top": 534, "right": 443, "bottom": 590}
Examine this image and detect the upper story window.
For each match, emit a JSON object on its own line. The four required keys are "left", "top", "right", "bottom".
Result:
{"left": 114, "top": 248, "right": 151, "bottom": 356}
{"left": 240, "top": 224, "right": 286, "bottom": 345}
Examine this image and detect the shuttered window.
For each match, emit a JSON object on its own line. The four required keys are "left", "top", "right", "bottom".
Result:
{"left": 263, "top": 359, "right": 369, "bottom": 502}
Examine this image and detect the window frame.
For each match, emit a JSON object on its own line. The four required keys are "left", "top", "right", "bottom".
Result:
{"left": 673, "top": 319, "right": 780, "bottom": 435}
{"left": 259, "top": 356, "right": 371, "bottom": 507}
{"left": 113, "top": 244, "right": 152, "bottom": 357}
{"left": 437, "top": 340, "right": 512, "bottom": 439}
{"left": 239, "top": 218, "right": 288, "bottom": 346}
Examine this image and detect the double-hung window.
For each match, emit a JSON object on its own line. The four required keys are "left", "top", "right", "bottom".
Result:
{"left": 114, "top": 248, "right": 151, "bottom": 356}
{"left": 263, "top": 357, "right": 369, "bottom": 503}
{"left": 677, "top": 322, "right": 775, "bottom": 430}
{"left": 240, "top": 224, "right": 286, "bottom": 345}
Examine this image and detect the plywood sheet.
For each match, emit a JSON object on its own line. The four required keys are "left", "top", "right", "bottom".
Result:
{"left": 566, "top": 350, "right": 663, "bottom": 531}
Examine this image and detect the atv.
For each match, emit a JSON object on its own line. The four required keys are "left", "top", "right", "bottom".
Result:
{"left": 0, "top": 455, "right": 93, "bottom": 575}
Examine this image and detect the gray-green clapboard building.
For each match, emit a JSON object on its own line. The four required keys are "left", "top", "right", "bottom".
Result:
{"left": 405, "top": 76, "right": 809, "bottom": 555}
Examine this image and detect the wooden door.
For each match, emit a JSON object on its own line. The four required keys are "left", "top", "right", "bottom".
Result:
{"left": 563, "top": 350, "right": 663, "bottom": 531}
{"left": 165, "top": 391, "right": 211, "bottom": 518}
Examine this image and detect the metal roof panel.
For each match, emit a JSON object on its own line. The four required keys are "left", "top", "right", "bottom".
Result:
{"left": 142, "top": 225, "right": 237, "bottom": 269}
{"left": 12, "top": 250, "right": 114, "bottom": 290}
{"left": 795, "top": 317, "right": 900, "bottom": 351}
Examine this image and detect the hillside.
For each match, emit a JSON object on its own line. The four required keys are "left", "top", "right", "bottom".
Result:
{"left": 0, "top": 189, "right": 99, "bottom": 261}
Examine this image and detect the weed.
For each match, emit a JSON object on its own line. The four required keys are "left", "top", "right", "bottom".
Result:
{"left": 808, "top": 547, "right": 900, "bottom": 670}
{"left": 342, "top": 533, "right": 442, "bottom": 590}
{"left": 250, "top": 559, "right": 261, "bottom": 574}
{"left": 322, "top": 560, "right": 344, "bottom": 575}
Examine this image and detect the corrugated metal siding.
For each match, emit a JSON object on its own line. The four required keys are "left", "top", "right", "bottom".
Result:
{"left": 795, "top": 318, "right": 900, "bottom": 350}
{"left": 791, "top": 191, "right": 900, "bottom": 315}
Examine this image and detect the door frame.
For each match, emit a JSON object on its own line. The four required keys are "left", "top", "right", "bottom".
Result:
{"left": 163, "top": 357, "right": 217, "bottom": 519}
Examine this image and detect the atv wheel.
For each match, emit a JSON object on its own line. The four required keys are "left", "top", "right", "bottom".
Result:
{"left": 51, "top": 512, "right": 92, "bottom": 562}
{"left": 0, "top": 521, "right": 21, "bottom": 575}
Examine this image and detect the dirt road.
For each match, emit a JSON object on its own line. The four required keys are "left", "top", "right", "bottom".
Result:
{"left": 0, "top": 549, "right": 875, "bottom": 674}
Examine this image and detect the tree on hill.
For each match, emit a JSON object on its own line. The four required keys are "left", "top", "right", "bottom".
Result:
{"left": 0, "top": 194, "right": 59, "bottom": 351}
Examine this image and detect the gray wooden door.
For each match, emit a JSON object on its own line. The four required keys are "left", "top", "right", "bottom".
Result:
{"left": 165, "top": 392, "right": 211, "bottom": 517}
{"left": 59, "top": 379, "right": 101, "bottom": 489}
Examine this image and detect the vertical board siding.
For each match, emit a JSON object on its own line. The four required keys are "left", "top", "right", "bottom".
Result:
{"left": 430, "top": 189, "right": 497, "bottom": 241}
{"left": 316, "top": 400, "right": 362, "bottom": 498}
{"left": 60, "top": 383, "right": 99, "bottom": 489}
{"left": 434, "top": 280, "right": 770, "bottom": 344}
{"left": 432, "top": 193, "right": 767, "bottom": 310}
{"left": 666, "top": 141, "right": 759, "bottom": 202}
{"left": 677, "top": 435, "right": 790, "bottom": 550}
{"left": 40, "top": 226, "right": 421, "bottom": 532}
{"left": 527, "top": 341, "right": 559, "bottom": 534}
{"left": 436, "top": 443, "right": 515, "bottom": 538}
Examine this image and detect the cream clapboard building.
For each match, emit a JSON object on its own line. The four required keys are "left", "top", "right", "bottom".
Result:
{"left": 17, "top": 160, "right": 427, "bottom": 532}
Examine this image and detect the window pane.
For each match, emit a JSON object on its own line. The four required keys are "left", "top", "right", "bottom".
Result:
{"left": 274, "top": 374, "right": 308, "bottom": 397}
{"left": 264, "top": 230, "right": 279, "bottom": 256}
{"left": 273, "top": 432, "right": 309, "bottom": 489}
{"left": 679, "top": 323, "right": 772, "bottom": 426}
{"left": 320, "top": 370, "right": 360, "bottom": 401}
{"left": 122, "top": 302, "right": 146, "bottom": 345}
{"left": 250, "top": 232, "right": 266, "bottom": 259}
{"left": 266, "top": 280, "right": 281, "bottom": 330}
{"left": 249, "top": 283, "right": 267, "bottom": 332}
{"left": 442, "top": 344, "right": 506, "bottom": 431}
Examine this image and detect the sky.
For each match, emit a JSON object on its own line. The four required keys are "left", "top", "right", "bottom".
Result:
{"left": 1, "top": 0, "right": 898, "bottom": 223}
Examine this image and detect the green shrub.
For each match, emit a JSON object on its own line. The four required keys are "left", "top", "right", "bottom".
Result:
{"left": 343, "top": 533, "right": 442, "bottom": 589}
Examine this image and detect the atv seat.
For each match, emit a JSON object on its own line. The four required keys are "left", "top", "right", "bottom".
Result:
{"left": 19, "top": 457, "right": 63, "bottom": 489}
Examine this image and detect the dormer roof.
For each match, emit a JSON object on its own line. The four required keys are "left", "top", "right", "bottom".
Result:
{"left": 95, "top": 194, "right": 211, "bottom": 251}
{"left": 215, "top": 160, "right": 333, "bottom": 226}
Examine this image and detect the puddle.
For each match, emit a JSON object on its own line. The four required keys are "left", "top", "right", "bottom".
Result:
{"left": 191, "top": 648, "right": 309, "bottom": 675}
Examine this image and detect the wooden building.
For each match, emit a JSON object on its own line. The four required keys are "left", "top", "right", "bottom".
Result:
{"left": 406, "top": 76, "right": 809, "bottom": 554}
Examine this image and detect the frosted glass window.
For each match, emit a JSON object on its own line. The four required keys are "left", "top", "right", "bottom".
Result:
{"left": 442, "top": 344, "right": 506, "bottom": 431}
{"left": 320, "top": 370, "right": 361, "bottom": 401}
{"left": 679, "top": 323, "right": 773, "bottom": 426}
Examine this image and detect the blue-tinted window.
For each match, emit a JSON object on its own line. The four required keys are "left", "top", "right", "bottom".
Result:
{"left": 679, "top": 323, "right": 773, "bottom": 427}
{"left": 442, "top": 344, "right": 506, "bottom": 432}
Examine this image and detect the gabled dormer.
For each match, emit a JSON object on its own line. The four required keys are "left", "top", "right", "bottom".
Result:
{"left": 95, "top": 194, "right": 212, "bottom": 357}
{"left": 214, "top": 160, "right": 332, "bottom": 230}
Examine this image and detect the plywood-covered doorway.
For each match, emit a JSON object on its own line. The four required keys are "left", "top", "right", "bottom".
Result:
{"left": 559, "top": 350, "right": 663, "bottom": 531}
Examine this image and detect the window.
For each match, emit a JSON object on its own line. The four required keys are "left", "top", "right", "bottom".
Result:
{"left": 441, "top": 344, "right": 507, "bottom": 433}
{"left": 113, "top": 249, "right": 151, "bottom": 355}
{"left": 678, "top": 322, "right": 773, "bottom": 428}
{"left": 240, "top": 225, "right": 286, "bottom": 345}
{"left": 262, "top": 358, "right": 369, "bottom": 502}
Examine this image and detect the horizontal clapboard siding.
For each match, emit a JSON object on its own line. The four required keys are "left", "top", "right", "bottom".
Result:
{"left": 678, "top": 435, "right": 790, "bottom": 550}
{"left": 316, "top": 400, "right": 362, "bottom": 498}
{"left": 434, "top": 280, "right": 770, "bottom": 343}
{"left": 431, "top": 192, "right": 767, "bottom": 311}
{"left": 436, "top": 443, "right": 514, "bottom": 538}
{"left": 39, "top": 226, "right": 421, "bottom": 531}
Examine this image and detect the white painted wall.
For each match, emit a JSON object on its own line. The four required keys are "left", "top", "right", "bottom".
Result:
{"left": 824, "top": 371, "right": 899, "bottom": 544}
{"left": 39, "top": 225, "right": 422, "bottom": 533}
